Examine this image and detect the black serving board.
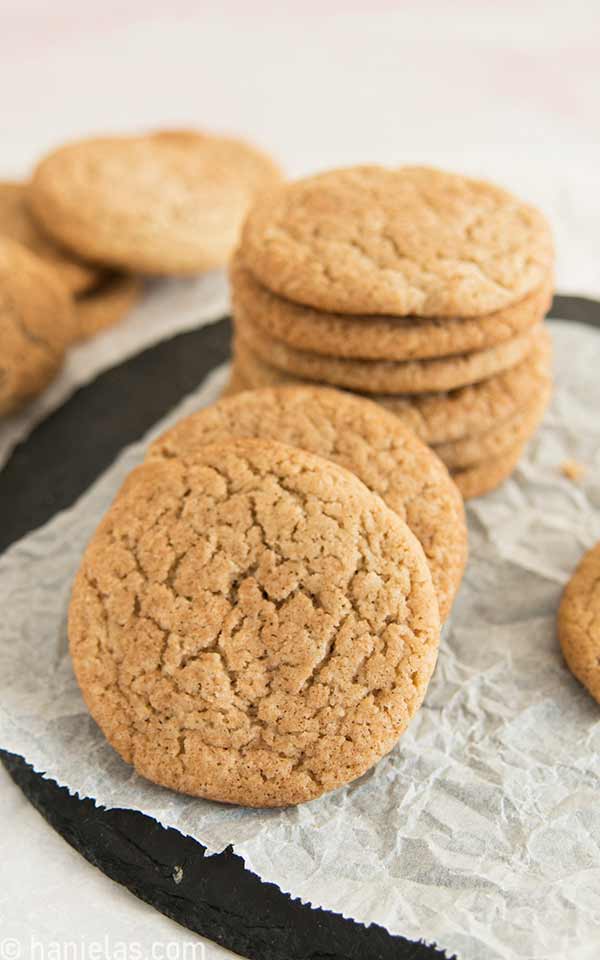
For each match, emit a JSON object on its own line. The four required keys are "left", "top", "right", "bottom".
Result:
{"left": 2, "top": 295, "right": 599, "bottom": 960}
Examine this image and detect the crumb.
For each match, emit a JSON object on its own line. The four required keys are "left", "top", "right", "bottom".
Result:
{"left": 172, "top": 865, "right": 184, "bottom": 885}
{"left": 561, "top": 459, "right": 586, "bottom": 483}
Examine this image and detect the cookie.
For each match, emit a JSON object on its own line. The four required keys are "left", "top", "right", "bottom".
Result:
{"left": 75, "top": 275, "right": 143, "bottom": 340}
{"left": 240, "top": 165, "right": 554, "bottom": 316}
{"left": 0, "top": 238, "right": 74, "bottom": 415}
{"left": 231, "top": 328, "right": 552, "bottom": 444}
{"left": 29, "top": 130, "right": 282, "bottom": 275}
{"left": 0, "top": 180, "right": 101, "bottom": 294}
{"left": 149, "top": 386, "right": 468, "bottom": 620}
{"left": 69, "top": 437, "right": 441, "bottom": 807}
{"left": 433, "top": 379, "right": 551, "bottom": 469}
{"left": 236, "top": 307, "right": 541, "bottom": 394}
{"left": 558, "top": 542, "right": 600, "bottom": 703}
{"left": 231, "top": 251, "right": 553, "bottom": 361}
{"left": 450, "top": 441, "right": 527, "bottom": 499}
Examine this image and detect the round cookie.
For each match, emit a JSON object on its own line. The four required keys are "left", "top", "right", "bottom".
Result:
{"left": 432, "top": 378, "right": 551, "bottom": 469}
{"left": 231, "top": 252, "right": 553, "bottom": 361}
{"left": 231, "top": 328, "right": 552, "bottom": 444}
{"left": 240, "top": 165, "right": 554, "bottom": 316}
{"left": 29, "top": 130, "right": 282, "bottom": 275}
{"left": 75, "top": 275, "right": 143, "bottom": 340}
{"left": 0, "top": 181, "right": 101, "bottom": 294}
{"left": 69, "top": 438, "right": 441, "bottom": 807}
{"left": 0, "top": 238, "right": 74, "bottom": 415}
{"left": 558, "top": 542, "right": 600, "bottom": 704}
{"left": 149, "top": 387, "right": 468, "bottom": 620}
{"left": 236, "top": 307, "right": 541, "bottom": 394}
{"left": 450, "top": 441, "right": 527, "bottom": 500}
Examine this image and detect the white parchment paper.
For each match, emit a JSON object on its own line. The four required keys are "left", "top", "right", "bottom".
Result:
{"left": 0, "top": 271, "right": 229, "bottom": 469}
{"left": 1, "top": 320, "right": 600, "bottom": 960}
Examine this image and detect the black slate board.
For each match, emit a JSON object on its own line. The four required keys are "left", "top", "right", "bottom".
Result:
{"left": 2, "top": 294, "right": 598, "bottom": 960}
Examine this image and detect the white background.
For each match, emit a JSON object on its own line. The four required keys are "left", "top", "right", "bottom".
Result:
{"left": 1, "top": 2, "right": 599, "bottom": 957}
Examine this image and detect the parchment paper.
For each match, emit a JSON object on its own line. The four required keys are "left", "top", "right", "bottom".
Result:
{"left": 1, "top": 320, "right": 600, "bottom": 960}
{"left": 0, "top": 270, "right": 229, "bottom": 469}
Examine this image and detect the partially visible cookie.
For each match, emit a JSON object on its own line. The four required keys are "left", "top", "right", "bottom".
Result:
{"left": 231, "top": 251, "right": 553, "bottom": 361}
{"left": 236, "top": 308, "right": 541, "bottom": 394}
{"left": 29, "top": 131, "right": 281, "bottom": 275}
{"left": 558, "top": 542, "right": 600, "bottom": 704}
{"left": 0, "top": 180, "right": 101, "bottom": 294}
{"left": 450, "top": 441, "right": 527, "bottom": 500}
{"left": 69, "top": 437, "right": 441, "bottom": 807}
{"left": 240, "top": 165, "right": 554, "bottom": 316}
{"left": 231, "top": 329, "right": 552, "bottom": 445}
{"left": 75, "top": 275, "right": 143, "bottom": 339}
{"left": 0, "top": 238, "right": 74, "bottom": 415}
{"left": 149, "top": 386, "right": 468, "bottom": 620}
{"left": 433, "top": 379, "right": 551, "bottom": 469}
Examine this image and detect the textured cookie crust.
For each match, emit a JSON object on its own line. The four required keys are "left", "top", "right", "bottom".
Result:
{"left": 558, "top": 542, "right": 600, "bottom": 703}
{"left": 69, "top": 438, "right": 440, "bottom": 807}
{"left": 240, "top": 165, "right": 554, "bottom": 316}
{"left": 236, "top": 307, "right": 541, "bottom": 394}
{"left": 150, "top": 387, "right": 467, "bottom": 620}
{"left": 0, "top": 238, "right": 74, "bottom": 415}
{"left": 29, "top": 131, "right": 281, "bottom": 275}
{"left": 450, "top": 441, "right": 526, "bottom": 500}
{"left": 231, "top": 251, "right": 553, "bottom": 361}
{"left": 75, "top": 275, "right": 143, "bottom": 340}
{"left": 433, "top": 378, "right": 551, "bottom": 469}
{"left": 0, "top": 181, "right": 101, "bottom": 294}
{"left": 231, "top": 327, "right": 551, "bottom": 444}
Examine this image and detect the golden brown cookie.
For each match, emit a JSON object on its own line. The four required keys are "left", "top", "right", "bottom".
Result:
{"left": 69, "top": 438, "right": 441, "bottom": 807}
{"left": 433, "top": 379, "right": 551, "bottom": 469}
{"left": 240, "top": 165, "right": 554, "bottom": 316}
{"left": 236, "top": 306, "right": 541, "bottom": 394}
{"left": 29, "top": 130, "right": 282, "bottom": 275}
{"left": 558, "top": 542, "right": 600, "bottom": 703}
{"left": 450, "top": 441, "right": 527, "bottom": 499}
{"left": 149, "top": 386, "right": 467, "bottom": 620}
{"left": 231, "top": 328, "right": 552, "bottom": 444}
{"left": 75, "top": 275, "right": 143, "bottom": 340}
{"left": 0, "top": 238, "right": 74, "bottom": 415}
{"left": 231, "top": 251, "right": 553, "bottom": 361}
{"left": 0, "top": 180, "right": 101, "bottom": 294}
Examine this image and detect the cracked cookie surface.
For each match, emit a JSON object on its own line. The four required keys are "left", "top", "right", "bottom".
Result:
{"left": 0, "top": 237, "right": 75, "bottom": 415}
{"left": 231, "top": 328, "right": 551, "bottom": 444}
{"left": 231, "top": 251, "right": 553, "bottom": 361}
{"left": 69, "top": 438, "right": 440, "bottom": 807}
{"left": 150, "top": 386, "right": 467, "bottom": 620}
{"left": 29, "top": 130, "right": 281, "bottom": 275}
{"left": 240, "top": 165, "right": 553, "bottom": 316}
{"left": 558, "top": 541, "right": 600, "bottom": 704}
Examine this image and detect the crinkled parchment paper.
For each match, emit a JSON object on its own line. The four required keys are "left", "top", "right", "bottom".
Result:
{"left": 0, "top": 270, "right": 229, "bottom": 469}
{"left": 1, "top": 320, "right": 600, "bottom": 960}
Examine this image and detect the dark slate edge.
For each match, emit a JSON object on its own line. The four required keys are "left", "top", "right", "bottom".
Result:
{"left": 1, "top": 752, "right": 453, "bottom": 960}
{"left": 1, "top": 294, "right": 597, "bottom": 959}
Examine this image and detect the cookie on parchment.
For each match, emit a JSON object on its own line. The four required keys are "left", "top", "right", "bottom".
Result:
{"left": 231, "top": 251, "right": 553, "bottom": 361}
{"left": 231, "top": 328, "right": 552, "bottom": 445}
{"left": 0, "top": 238, "right": 74, "bottom": 415}
{"left": 450, "top": 441, "right": 528, "bottom": 500}
{"left": 0, "top": 181, "right": 101, "bottom": 295}
{"left": 29, "top": 130, "right": 281, "bottom": 275}
{"left": 149, "top": 386, "right": 468, "bottom": 620}
{"left": 236, "top": 308, "right": 541, "bottom": 394}
{"left": 240, "top": 165, "right": 554, "bottom": 316}
{"left": 558, "top": 542, "right": 600, "bottom": 704}
{"left": 69, "top": 438, "right": 441, "bottom": 807}
{"left": 75, "top": 275, "right": 143, "bottom": 340}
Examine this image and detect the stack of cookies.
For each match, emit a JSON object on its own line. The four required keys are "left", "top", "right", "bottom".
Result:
{"left": 227, "top": 166, "right": 555, "bottom": 499}
{"left": 70, "top": 385, "right": 468, "bottom": 806}
{"left": 0, "top": 129, "right": 280, "bottom": 415}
